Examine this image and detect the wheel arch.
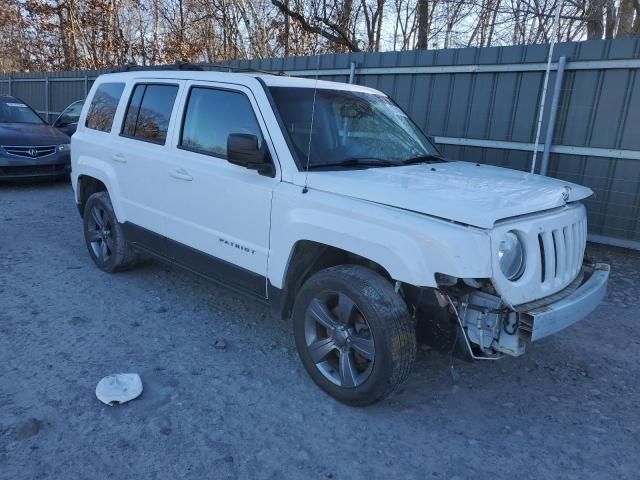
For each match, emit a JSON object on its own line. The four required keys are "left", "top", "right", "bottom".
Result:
{"left": 77, "top": 175, "right": 107, "bottom": 217}
{"left": 276, "top": 240, "right": 396, "bottom": 320}
{"left": 74, "top": 167, "right": 124, "bottom": 221}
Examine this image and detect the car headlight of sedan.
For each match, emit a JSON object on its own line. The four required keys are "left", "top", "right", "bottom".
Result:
{"left": 498, "top": 231, "right": 525, "bottom": 281}
{"left": 57, "top": 144, "right": 70, "bottom": 153}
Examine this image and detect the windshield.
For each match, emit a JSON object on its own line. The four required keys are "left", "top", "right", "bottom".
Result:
{"left": 269, "top": 87, "right": 440, "bottom": 169}
{"left": 0, "top": 98, "right": 43, "bottom": 124}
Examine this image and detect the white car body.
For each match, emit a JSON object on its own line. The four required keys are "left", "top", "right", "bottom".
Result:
{"left": 71, "top": 69, "right": 609, "bottom": 362}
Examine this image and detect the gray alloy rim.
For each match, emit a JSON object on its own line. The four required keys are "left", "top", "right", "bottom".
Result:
{"left": 87, "top": 205, "right": 114, "bottom": 263}
{"left": 304, "top": 291, "right": 375, "bottom": 388}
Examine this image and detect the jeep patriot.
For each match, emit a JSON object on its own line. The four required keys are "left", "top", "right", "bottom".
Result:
{"left": 71, "top": 69, "right": 610, "bottom": 405}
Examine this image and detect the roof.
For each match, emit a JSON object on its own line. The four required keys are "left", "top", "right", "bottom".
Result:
{"left": 94, "top": 70, "right": 382, "bottom": 94}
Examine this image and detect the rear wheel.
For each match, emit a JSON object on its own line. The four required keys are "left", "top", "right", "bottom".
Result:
{"left": 83, "top": 192, "right": 139, "bottom": 273}
{"left": 292, "top": 265, "right": 416, "bottom": 406}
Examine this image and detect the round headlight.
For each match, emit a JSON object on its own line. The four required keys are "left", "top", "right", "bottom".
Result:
{"left": 498, "top": 231, "right": 525, "bottom": 281}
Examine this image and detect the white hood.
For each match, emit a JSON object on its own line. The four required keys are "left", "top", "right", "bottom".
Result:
{"left": 304, "top": 161, "right": 593, "bottom": 229}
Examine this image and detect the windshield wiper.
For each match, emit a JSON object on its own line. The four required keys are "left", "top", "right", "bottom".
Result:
{"left": 401, "top": 154, "right": 446, "bottom": 165}
{"left": 306, "top": 157, "right": 397, "bottom": 170}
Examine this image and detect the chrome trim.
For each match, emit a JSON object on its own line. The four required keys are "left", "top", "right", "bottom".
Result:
{"left": 1, "top": 145, "right": 58, "bottom": 159}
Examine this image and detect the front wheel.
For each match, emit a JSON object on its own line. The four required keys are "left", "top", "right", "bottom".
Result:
{"left": 292, "top": 265, "right": 416, "bottom": 406}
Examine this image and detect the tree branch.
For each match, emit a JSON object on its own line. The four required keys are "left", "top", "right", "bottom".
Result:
{"left": 271, "top": 0, "right": 360, "bottom": 52}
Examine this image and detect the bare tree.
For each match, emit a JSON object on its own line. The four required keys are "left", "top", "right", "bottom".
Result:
{"left": 416, "top": 0, "right": 431, "bottom": 48}
{"left": 2, "top": 0, "right": 638, "bottom": 73}
{"left": 271, "top": 0, "right": 361, "bottom": 51}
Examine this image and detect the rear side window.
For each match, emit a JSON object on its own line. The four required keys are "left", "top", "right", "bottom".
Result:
{"left": 180, "top": 87, "right": 263, "bottom": 158}
{"left": 85, "top": 83, "right": 125, "bottom": 132}
{"left": 121, "top": 84, "right": 178, "bottom": 145}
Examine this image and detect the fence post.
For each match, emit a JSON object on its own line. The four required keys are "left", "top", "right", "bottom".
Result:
{"left": 44, "top": 74, "right": 50, "bottom": 122}
{"left": 83, "top": 75, "right": 89, "bottom": 98}
{"left": 349, "top": 61, "right": 357, "bottom": 84}
{"left": 7, "top": 74, "right": 11, "bottom": 96}
{"left": 540, "top": 56, "right": 567, "bottom": 176}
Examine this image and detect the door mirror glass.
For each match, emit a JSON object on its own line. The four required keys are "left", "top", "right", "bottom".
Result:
{"left": 227, "top": 133, "right": 269, "bottom": 171}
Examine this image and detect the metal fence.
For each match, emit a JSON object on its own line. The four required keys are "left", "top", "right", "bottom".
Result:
{"left": 2, "top": 38, "right": 639, "bottom": 249}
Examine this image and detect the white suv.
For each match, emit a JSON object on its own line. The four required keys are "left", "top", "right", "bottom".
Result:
{"left": 71, "top": 68, "right": 609, "bottom": 406}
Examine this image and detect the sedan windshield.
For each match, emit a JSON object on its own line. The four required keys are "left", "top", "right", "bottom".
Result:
{"left": 269, "top": 87, "right": 441, "bottom": 170}
{"left": 0, "top": 98, "right": 43, "bottom": 124}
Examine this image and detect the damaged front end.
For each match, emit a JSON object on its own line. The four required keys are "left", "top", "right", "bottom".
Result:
{"left": 412, "top": 262, "right": 610, "bottom": 361}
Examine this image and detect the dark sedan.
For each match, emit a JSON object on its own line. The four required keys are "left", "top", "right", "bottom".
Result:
{"left": 0, "top": 95, "right": 71, "bottom": 181}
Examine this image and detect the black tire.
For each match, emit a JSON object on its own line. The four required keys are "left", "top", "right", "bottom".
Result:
{"left": 292, "top": 265, "right": 416, "bottom": 406}
{"left": 83, "top": 191, "right": 139, "bottom": 273}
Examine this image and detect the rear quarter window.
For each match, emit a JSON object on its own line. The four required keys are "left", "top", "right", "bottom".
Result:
{"left": 85, "top": 83, "right": 125, "bottom": 132}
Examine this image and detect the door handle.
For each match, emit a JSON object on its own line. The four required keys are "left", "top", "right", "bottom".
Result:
{"left": 169, "top": 168, "right": 193, "bottom": 181}
{"left": 111, "top": 153, "right": 127, "bottom": 163}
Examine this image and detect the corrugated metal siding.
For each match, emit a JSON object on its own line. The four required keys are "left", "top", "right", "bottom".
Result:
{"left": 1, "top": 39, "right": 639, "bottom": 247}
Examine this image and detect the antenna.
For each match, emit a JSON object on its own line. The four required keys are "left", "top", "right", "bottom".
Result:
{"left": 302, "top": 32, "right": 321, "bottom": 194}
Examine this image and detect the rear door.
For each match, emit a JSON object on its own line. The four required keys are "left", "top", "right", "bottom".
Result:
{"left": 111, "top": 79, "right": 184, "bottom": 254}
{"left": 161, "top": 81, "right": 280, "bottom": 297}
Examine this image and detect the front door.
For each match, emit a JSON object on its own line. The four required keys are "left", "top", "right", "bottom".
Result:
{"left": 161, "top": 81, "right": 279, "bottom": 297}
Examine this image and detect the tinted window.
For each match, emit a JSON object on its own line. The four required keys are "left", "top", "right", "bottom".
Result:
{"left": 121, "top": 85, "right": 145, "bottom": 137}
{"left": 121, "top": 84, "right": 178, "bottom": 144}
{"left": 86, "top": 83, "right": 125, "bottom": 132}
{"left": 55, "top": 101, "right": 83, "bottom": 127}
{"left": 0, "top": 98, "right": 43, "bottom": 124}
{"left": 180, "top": 88, "right": 263, "bottom": 158}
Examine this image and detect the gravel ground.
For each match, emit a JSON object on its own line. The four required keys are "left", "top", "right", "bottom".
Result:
{"left": 1, "top": 182, "right": 639, "bottom": 480}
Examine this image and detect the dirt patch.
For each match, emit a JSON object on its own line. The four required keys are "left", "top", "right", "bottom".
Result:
{"left": 0, "top": 182, "right": 638, "bottom": 479}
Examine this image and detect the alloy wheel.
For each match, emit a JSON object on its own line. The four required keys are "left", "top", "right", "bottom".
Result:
{"left": 303, "top": 291, "right": 375, "bottom": 388}
{"left": 87, "top": 205, "right": 114, "bottom": 263}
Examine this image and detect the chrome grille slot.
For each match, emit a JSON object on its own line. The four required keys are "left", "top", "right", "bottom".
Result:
{"left": 554, "top": 229, "right": 566, "bottom": 280}
{"left": 3, "top": 145, "right": 57, "bottom": 158}
{"left": 541, "top": 218, "right": 586, "bottom": 288}
{"left": 537, "top": 234, "right": 546, "bottom": 283}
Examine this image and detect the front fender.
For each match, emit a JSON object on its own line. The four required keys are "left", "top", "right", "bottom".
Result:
{"left": 268, "top": 184, "right": 493, "bottom": 289}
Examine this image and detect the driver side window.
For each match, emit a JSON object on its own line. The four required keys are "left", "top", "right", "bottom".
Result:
{"left": 55, "top": 101, "right": 83, "bottom": 127}
{"left": 179, "top": 87, "right": 263, "bottom": 159}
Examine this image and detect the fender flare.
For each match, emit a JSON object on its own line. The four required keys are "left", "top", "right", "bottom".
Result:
{"left": 75, "top": 158, "right": 126, "bottom": 222}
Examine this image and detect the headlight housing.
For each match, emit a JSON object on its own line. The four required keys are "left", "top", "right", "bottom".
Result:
{"left": 498, "top": 231, "right": 525, "bottom": 281}
{"left": 57, "top": 144, "right": 70, "bottom": 153}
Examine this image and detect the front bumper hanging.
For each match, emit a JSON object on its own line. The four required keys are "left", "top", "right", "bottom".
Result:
{"left": 518, "top": 263, "right": 610, "bottom": 342}
{"left": 448, "top": 262, "right": 610, "bottom": 359}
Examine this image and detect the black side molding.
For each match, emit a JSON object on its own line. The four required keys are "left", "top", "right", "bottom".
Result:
{"left": 122, "top": 221, "right": 270, "bottom": 300}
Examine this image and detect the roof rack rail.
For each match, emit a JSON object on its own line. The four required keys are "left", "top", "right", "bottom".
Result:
{"left": 109, "top": 62, "right": 288, "bottom": 76}
{"left": 110, "top": 62, "right": 204, "bottom": 73}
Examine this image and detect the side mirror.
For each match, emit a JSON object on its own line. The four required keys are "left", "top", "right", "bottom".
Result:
{"left": 227, "top": 133, "right": 273, "bottom": 175}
